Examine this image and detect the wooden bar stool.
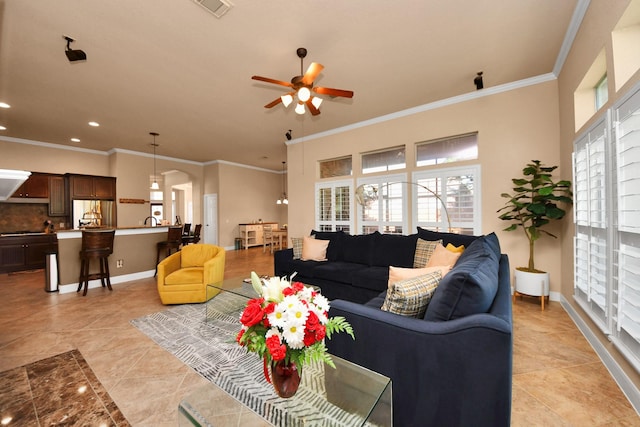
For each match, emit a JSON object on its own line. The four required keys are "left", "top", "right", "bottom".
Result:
{"left": 78, "top": 229, "right": 116, "bottom": 296}
{"left": 155, "top": 226, "right": 183, "bottom": 276}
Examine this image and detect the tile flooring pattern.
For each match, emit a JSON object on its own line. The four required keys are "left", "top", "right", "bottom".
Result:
{"left": 0, "top": 248, "right": 638, "bottom": 426}
{"left": 0, "top": 349, "right": 129, "bottom": 426}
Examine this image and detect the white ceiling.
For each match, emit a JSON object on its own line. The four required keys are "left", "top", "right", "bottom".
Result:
{"left": 0, "top": 0, "right": 579, "bottom": 171}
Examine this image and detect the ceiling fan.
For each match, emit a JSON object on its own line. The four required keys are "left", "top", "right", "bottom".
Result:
{"left": 251, "top": 47, "right": 354, "bottom": 116}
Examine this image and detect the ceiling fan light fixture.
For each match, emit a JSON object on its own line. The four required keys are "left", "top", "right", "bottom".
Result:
{"left": 281, "top": 94, "right": 293, "bottom": 107}
{"left": 297, "top": 87, "right": 311, "bottom": 102}
{"left": 295, "top": 102, "right": 305, "bottom": 115}
{"left": 311, "top": 96, "right": 323, "bottom": 109}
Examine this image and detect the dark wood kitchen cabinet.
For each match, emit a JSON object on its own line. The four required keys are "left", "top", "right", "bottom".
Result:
{"left": 0, "top": 234, "right": 58, "bottom": 274}
{"left": 11, "top": 172, "right": 49, "bottom": 198}
{"left": 68, "top": 174, "right": 116, "bottom": 200}
{"left": 48, "top": 175, "right": 68, "bottom": 216}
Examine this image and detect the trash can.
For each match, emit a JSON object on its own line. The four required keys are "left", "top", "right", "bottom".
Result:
{"left": 235, "top": 238, "right": 243, "bottom": 250}
{"left": 45, "top": 250, "right": 59, "bottom": 292}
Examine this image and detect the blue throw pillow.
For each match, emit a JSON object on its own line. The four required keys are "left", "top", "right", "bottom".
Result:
{"left": 424, "top": 234, "right": 500, "bottom": 321}
{"left": 371, "top": 233, "right": 418, "bottom": 267}
{"left": 341, "top": 232, "right": 377, "bottom": 265}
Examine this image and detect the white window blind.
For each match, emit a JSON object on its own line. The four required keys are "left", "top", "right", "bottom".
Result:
{"left": 315, "top": 180, "right": 353, "bottom": 233}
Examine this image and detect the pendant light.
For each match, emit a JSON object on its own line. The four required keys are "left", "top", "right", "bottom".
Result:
{"left": 150, "top": 132, "right": 160, "bottom": 190}
{"left": 277, "top": 161, "right": 288, "bottom": 205}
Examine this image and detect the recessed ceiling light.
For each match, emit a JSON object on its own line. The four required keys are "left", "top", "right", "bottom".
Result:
{"left": 0, "top": 102, "right": 10, "bottom": 109}
{"left": 88, "top": 121, "right": 99, "bottom": 127}
{"left": 0, "top": 126, "right": 6, "bottom": 130}
{"left": 71, "top": 138, "right": 80, "bottom": 142}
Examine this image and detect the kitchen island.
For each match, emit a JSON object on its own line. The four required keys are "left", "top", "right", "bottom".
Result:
{"left": 56, "top": 226, "right": 170, "bottom": 294}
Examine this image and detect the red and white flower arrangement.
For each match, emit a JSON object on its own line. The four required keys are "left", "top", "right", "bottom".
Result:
{"left": 236, "top": 272, "right": 354, "bottom": 370}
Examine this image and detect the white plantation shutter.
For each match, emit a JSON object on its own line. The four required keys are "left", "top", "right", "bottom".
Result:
{"left": 357, "top": 174, "right": 407, "bottom": 234}
{"left": 413, "top": 166, "right": 480, "bottom": 235}
{"left": 612, "top": 87, "right": 640, "bottom": 369}
{"left": 315, "top": 180, "right": 353, "bottom": 233}
{"left": 574, "top": 82, "right": 640, "bottom": 373}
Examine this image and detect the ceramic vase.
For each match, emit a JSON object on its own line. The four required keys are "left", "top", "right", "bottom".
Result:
{"left": 270, "top": 359, "right": 301, "bottom": 398}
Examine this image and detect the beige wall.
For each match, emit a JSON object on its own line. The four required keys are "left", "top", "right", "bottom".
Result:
{"left": 557, "top": 0, "right": 640, "bottom": 387}
{"left": 217, "top": 162, "right": 288, "bottom": 248}
{"left": 287, "top": 80, "right": 563, "bottom": 291}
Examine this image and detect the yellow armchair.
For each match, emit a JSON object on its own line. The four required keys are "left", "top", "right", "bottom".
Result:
{"left": 156, "top": 244, "right": 225, "bottom": 304}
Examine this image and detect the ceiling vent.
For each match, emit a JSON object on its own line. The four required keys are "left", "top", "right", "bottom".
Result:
{"left": 193, "top": 0, "right": 233, "bottom": 18}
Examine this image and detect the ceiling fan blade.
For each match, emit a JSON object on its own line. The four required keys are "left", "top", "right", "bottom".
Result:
{"left": 264, "top": 97, "right": 283, "bottom": 108}
{"left": 313, "top": 86, "right": 354, "bottom": 98}
{"left": 301, "top": 62, "right": 324, "bottom": 86}
{"left": 251, "top": 75, "right": 293, "bottom": 88}
{"left": 306, "top": 99, "right": 321, "bottom": 116}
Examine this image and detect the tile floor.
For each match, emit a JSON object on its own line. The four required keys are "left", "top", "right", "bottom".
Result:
{"left": 0, "top": 247, "right": 638, "bottom": 426}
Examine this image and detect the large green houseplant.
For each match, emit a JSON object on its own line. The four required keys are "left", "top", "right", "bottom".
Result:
{"left": 497, "top": 160, "right": 573, "bottom": 273}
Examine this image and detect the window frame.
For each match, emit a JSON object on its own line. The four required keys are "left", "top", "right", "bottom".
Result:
{"left": 356, "top": 173, "right": 408, "bottom": 234}
{"left": 314, "top": 179, "right": 354, "bottom": 233}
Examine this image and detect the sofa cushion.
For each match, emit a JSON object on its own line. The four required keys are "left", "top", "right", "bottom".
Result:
{"left": 341, "top": 232, "right": 377, "bottom": 265}
{"left": 313, "top": 261, "right": 368, "bottom": 284}
{"left": 310, "top": 230, "right": 344, "bottom": 261}
{"left": 286, "top": 259, "right": 324, "bottom": 278}
{"left": 413, "top": 238, "right": 442, "bottom": 268}
{"left": 351, "top": 266, "right": 390, "bottom": 293}
{"left": 416, "top": 227, "right": 480, "bottom": 248}
{"left": 424, "top": 233, "right": 500, "bottom": 321}
{"left": 426, "top": 243, "right": 463, "bottom": 268}
{"left": 372, "top": 233, "right": 418, "bottom": 268}
{"left": 302, "top": 236, "right": 329, "bottom": 261}
{"left": 381, "top": 271, "right": 443, "bottom": 318}
{"left": 165, "top": 267, "right": 203, "bottom": 285}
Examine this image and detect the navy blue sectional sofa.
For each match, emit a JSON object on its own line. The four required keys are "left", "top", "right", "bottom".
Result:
{"left": 274, "top": 230, "right": 512, "bottom": 427}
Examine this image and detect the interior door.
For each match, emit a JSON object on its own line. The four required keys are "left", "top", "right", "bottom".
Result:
{"left": 204, "top": 194, "right": 217, "bottom": 245}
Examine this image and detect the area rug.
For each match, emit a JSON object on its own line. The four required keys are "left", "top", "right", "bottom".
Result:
{"left": 0, "top": 349, "right": 129, "bottom": 426}
{"left": 130, "top": 292, "right": 371, "bottom": 426}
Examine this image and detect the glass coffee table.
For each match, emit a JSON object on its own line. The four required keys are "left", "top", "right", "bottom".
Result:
{"left": 179, "top": 277, "right": 392, "bottom": 426}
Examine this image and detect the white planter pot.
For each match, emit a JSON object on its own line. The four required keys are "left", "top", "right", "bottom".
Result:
{"left": 514, "top": 269, "right": 549, "bottom": 297}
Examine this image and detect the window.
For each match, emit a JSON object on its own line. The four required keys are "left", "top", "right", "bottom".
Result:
{"left": 416, "top": 133, "right": 478, "bottom": 166}
{"left": 573, "top": 82, "right": 640, "bottom": 373}
{"left": 356, "top": 174, "right": 407, "bottom": 234}
{"left": 315, "top": 180, "right": 352, "bottom": 232}
{"left": 362, "top": 146, "right": 406, "bottom": 174}
{"left": 319, "top": 156, "right": 352, "bottom": 178}
{"left": 595, "top": 74, "right": 608, "bottom": 111}
{"left": 413, "top": 166, "right": 480, "bottom": 234}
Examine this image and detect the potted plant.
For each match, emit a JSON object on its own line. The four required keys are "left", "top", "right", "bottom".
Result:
{"left": 497, "top": 160, "right": 573, "bottom": 305}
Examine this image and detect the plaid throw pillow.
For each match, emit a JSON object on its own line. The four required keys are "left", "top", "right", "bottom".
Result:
{"left": 291, "top": 237, "right": 305, "bottom": 259}
{"left": 381, "top": 271, "right": 443, "bottom": 318}
{"left": 413, "top": 238, "right": 442, "bottom": 268}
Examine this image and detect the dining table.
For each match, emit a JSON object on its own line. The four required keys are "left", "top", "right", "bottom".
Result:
{"left": 271, "top": 229, "right": 288, "bottom": 250}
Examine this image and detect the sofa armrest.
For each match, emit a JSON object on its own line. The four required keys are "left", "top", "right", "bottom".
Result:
{"left": 327, "top": 301, "right": 512, "bottom": 427}
{"left": 274, "top": 248, "right": 294, "bottom": 276}
{"left": 157, "top": 251, "right": 182, "bottom": 286}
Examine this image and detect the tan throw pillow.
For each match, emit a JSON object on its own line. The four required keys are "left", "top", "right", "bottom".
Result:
{"left": 413, "top": 238, "right": 443, "bottom": 268}
{"left": 291, "top": 237, "right": 305, "bottom": 259}
{"left": 426, "top": 243, "right": 463, "bottom": 268}
{"left": 381, "top": 271, "right": 443, "bottom": 317}
{"left": 301, "top": 236, "right": 329, "bottom": 261}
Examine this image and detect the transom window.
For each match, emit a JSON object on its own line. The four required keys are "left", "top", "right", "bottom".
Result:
{"left": 416, "top": 133, "right": 478, "bottom": 167}
{"left": 362, "top": 146, "right": 406, "bottom": 174}
{"left": 319, "top": 156, "right": 352, "bottom": 179}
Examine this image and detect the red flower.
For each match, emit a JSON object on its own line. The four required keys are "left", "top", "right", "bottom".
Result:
{"left": 306, "top": 311, "right": 320, "bottom": 330}
{"left": 314, "top": 324, "right": 326, "bottom": 341}
{"left": 266, "top": 335, "right": 287, "bottom": 360}
{"left": 292, "top": 282, "right": 305, "bottom": 292}
{"left": 303, "top": 330, "right": 316, "bottom": 346}
{"left": 240, "top": 298, "right": 265, "bottom": 327}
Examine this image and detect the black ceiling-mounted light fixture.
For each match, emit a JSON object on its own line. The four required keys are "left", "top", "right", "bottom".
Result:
{"left": 64, "top": 35, "right": 87, "bottom": 62}
{"left": 474, "top": 71, "right": 484, "bottom": 90}
{"left": 285, "top": 130, "right": 292, "bottom": 141}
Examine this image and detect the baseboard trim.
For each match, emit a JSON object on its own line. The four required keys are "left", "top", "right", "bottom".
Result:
{"left": 561, "top": 295, "right": 640, "bottom": 415}
{"left": 58, "top": 270, "right": 155, "bottom": 294}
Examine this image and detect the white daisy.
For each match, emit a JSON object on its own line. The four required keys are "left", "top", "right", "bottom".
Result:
{"left": 282, "top": 322, "right": 306, "bottom": 349}
{"left": 267, "top": 301, "right": 288, "bottom": 328}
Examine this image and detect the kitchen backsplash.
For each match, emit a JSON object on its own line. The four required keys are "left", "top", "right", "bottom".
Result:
{"left": 0, "top": 203, "right": 67, "bottom": 233}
